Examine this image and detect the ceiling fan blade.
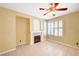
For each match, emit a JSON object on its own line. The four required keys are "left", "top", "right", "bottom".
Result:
{"left": 56, "top": 8, "right": 68, "bottom": 11}
{"left": 39, "top": 8, "right": 46, "bottom": 10}
{"left": 54, "top": 3, "right": 59, "bottom": 8}
{"left": 50, "top": 3, "right": 59, "bottom": 8}
{"left": 43, "top": 12, "right": 50, "bottom": 16}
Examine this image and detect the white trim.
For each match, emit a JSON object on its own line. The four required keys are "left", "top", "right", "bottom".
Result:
{"left": 47, "top": 39, "right": 79, "bottom": 49}
{"left": 0, "top": 48, "right": 16, "bottom": 55}
{"left": 16, "top": 43, "right": 25, "bottom": 46}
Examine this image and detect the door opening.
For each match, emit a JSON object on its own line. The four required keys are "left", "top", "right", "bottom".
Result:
{"left": 16, "top": 16, "right": 30, "bottom": 46}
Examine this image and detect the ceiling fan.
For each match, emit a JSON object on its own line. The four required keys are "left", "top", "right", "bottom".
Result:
{"left": 39, "top": 3, "right": 68, "bottom": 16}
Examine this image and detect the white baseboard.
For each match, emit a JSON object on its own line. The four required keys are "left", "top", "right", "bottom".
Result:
{"left": 47, "top": 39, "right": 79, "bottom": 49}
{"left": 16, "top": 43, "right": 25, "bottom": 46}
{"left": 0, "top": 48, "right": 16, "bottom": 55}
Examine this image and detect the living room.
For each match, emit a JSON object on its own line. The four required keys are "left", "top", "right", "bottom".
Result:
{"left": 0, "top": 3, "right": 79, "bottom": 56}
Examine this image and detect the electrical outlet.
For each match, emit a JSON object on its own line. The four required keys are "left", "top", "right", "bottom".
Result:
{"left": 20, "top": 40, "right": 21, "bottom": 42}
{"left": 76, "top": 42, "right": 79, "bottom": 45}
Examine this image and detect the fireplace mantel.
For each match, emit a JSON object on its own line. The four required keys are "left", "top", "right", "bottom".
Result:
{"left": 30, "top": 31, "right": 44, "bottom": 45}
{"left": 32, "top": 32, "right": 42, "bottom": 36}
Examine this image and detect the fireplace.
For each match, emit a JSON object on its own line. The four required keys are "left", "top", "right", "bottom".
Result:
{"left": 34, "top": 35, "right": 41, "bottom": 43}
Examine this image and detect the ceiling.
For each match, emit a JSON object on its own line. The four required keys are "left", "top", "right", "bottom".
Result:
{"left": 0, "top": 3, "right": 79, "bottom": 19}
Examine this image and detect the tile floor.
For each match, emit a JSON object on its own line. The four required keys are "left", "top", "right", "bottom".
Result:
{"left": 1, "top": 41, "right": 79, "bottom": 56}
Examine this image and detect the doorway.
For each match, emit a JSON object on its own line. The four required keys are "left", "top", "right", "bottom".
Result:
{"left": 16, "top": 16, "right": 30, "bottom": 46}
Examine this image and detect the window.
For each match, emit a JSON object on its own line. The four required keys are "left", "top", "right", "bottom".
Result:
{"left": 58, "top": 20, "right": 63, "bottom": 36}
{"left": 44, "top": 20, "right": 63, "bottom": 36}
{"left": 54, "top": 21, "right": 58, "bottom": 36}
{"left": 44, "top": 21, "right": 47, "bottom": 35}
{"left": 48, "top": 21, "right": 51, "bottom": 35}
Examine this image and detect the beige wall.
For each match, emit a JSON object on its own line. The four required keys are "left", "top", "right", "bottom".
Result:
{"left": 0, "top": 7, "right": 16, "bottom": 52}
{"left": 47, "top": 11, "right": 79, "bottom": 48}
{"left": 0, "top": 7, "right": 29, "bottom": 53}
{"left": 0, "top": 7, "right": 44, "bottom": 53}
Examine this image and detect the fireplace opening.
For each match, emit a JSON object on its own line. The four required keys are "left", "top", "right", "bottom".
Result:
{"left": 34, "top": 35, "right": 41, "bottom": 43}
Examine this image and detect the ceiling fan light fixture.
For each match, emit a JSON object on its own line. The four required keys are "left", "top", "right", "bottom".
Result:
{"left": 48, "top": 4, "right": 51, "bottom": 8}
{"left": 52, "top": 14, "right": 56, "bottom": 16}
{"left": 51, "top": 11, "right": 56, "bottom": 16}
{"left": 39, "top": 3, "right": 68, "bottom": 16}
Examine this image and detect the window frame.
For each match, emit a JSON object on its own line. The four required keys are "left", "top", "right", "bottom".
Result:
{"left": 44, "top": 20, "right": 63, "bottom": 37}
